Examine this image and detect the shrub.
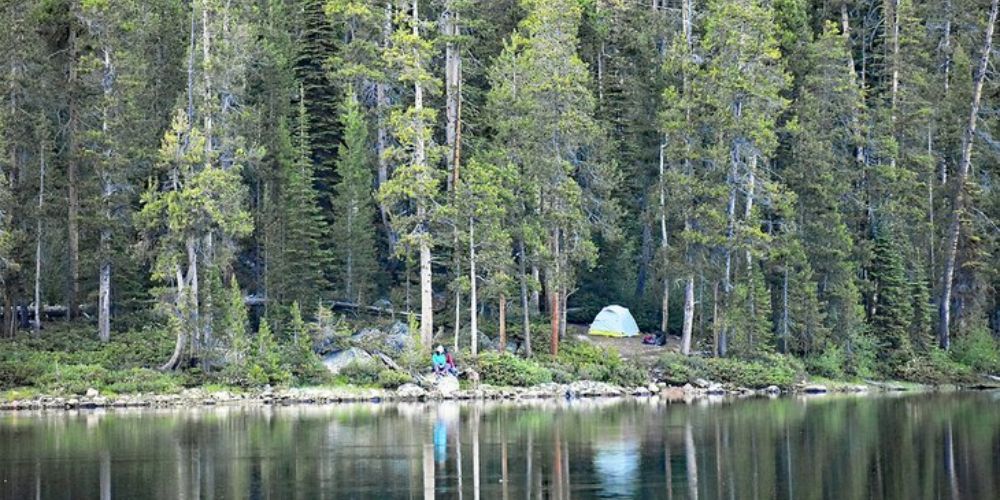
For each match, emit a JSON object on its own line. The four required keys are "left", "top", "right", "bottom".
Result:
{"left": 656, "top": 353, "right": 702, "bottom": 386}
{"left": 105, "top": 368, "right": 182, "bottom": 394}
{"left": 702, "top": 354, "right": 804, "bottom": 389}
{"left": 340, "top": 361, "right": 381, "bottom": 386}
{"left": 845, "top": 333, "right": 879, "bottom": 379}
{"left": 377, "top": 370, "right": 412, "bottom": 389}
{"left": 37, "top": 364, "right": 110, "bottom": 395}
{"left": 551, "top": 341, "right": 650, "bottom": 387}
{"left": 805, "top": 344, "right": 845, "bottom": 379}
{"left": 899, "top": 350, "right": 975, "bottom": 385}
{"left": 476, "top": 352, "right": 552, "bottom": 387}
{"left": 951, "top": 327, "right": 1000, "bottom": 374}
{"left": 0, "top": 353, "right": 52, "bottom": 390}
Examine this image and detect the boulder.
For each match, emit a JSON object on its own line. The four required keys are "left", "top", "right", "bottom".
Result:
{"left": 322, "top": 347, "right": 375, "bottom": 374}
{"left": 647, "top": 383, "right": 661, "bottom": 394}
{"left": 764, "top": 385, "right": 781, "bottom": 394}
{"left": 692, "top": 378, "right": 712, "bottom": 389}
{"left": 351, "top": 322, "right": 412, "bottom": 355}
{"left": 435, "top": 375, "right": 460, "bottom": 396}
{"left": 85, "top": 388, "right": 99, "bottom": 398}
{"left": 705, "top": 384, "right": 726, "bottom": 395}
{"left": 395, "top": 383, "right": 427, "bottom": 400}
{"left": 802, "top": 384, "right": 828, "bottom": 394}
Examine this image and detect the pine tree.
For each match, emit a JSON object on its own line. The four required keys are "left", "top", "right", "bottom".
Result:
{"left": 870, "top": 230, "right": 914, "bottom": 372}
{"left": 487, "top": 0, "right": 615, "bottom": 355}
{"left": 378, "top": 0, "right": 441, "bottom": 350}
{"left": 331, "top": 90, "right": 378, "bottom": 304}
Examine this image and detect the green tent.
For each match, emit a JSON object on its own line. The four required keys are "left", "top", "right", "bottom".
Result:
{"left": 588, "top": 305, "right": 640, "bottom": 337}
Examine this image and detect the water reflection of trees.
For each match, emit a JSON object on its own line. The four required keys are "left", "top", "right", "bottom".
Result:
{"left": 0, "top": 394, "right": 998, "bottom": 499}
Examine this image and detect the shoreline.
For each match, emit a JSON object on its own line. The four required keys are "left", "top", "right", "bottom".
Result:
{"left": 2, "top": 379, "right": 988, "bottom": 413}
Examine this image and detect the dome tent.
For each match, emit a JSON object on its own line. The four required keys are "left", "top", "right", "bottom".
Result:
{"left": 588, "top": 305, "right": 640, "bottom": 337}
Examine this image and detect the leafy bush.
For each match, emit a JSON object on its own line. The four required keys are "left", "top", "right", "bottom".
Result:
{"left": 899, "top": 350, "right": 975, "bottom": 385}
{"left": 702, "top": 354, "right": 804, "bottom": 389}
{"left": 550, "top": 341, "right": 650, "bottom": 387}
{"left": 805, "top": 344, "right": 845, "bottom": 379}
{"left": 0, "top": 353, "right": 52, "bottom": 390}
{"left": 37, "top": 364, "right": 110, "bottom": 395}
{"left": 377, "top": 370, "right": 412, "bottom": 389}
{"left": 340, "top": 361, "right": 381, "bottom": 386}
{"left": 656, "top": 353, "right": 804, "bottom": 389}
{"left": 656, "top": 353, "right": 703, "bottom": 386}
{"left": 951, "top": 327, "right": 1000, "bottom": 374}
{"left": 105, "top": 368, "right": 182, "bottom": 394}
{"left": 845, "top": 333, "right": 879, "bottom": 379}
{"left": 476, "top": 352, "right": 552, "bottom": 387}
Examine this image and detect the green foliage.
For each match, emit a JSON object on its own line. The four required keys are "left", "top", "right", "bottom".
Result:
{"left": 330, "top": 91, "right": 378, "bottom": 303}
{"left": 656, "top": 353, "right": 804, "bottom": 389}
{"left": 951, "top": 327, "right": 1000, "bottom": 374}
{"left": 105, "top": 368, "right": 182, "bottom": 394}
{"left": 283, "top": 302, "right": 329, "bottom": 384}
{"left": 550, "top": 341, "right": 648, "bottom": 387}
{"left": 804, "top": 344, "right": 846, "bottom": 379}
{"left": 339, "top": 361, "right": 381, "bottom": 386}
{"left": 476, "top": 352, "right": 553, "bottom": 387}
{"left": 870, "top": 232, "right": 915, "bottom": 373}
{"left": 898, "top": 350, "right": 975, "bottom": 385}
{"left": 377, "top": 369, "right": 412, "bottom": 389}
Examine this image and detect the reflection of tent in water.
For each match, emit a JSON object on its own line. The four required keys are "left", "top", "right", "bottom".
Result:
{"left": 588, "top": 305, "right": 640, "bottom": 337}
{"left": 593, "top": 439, "right": 640, "bottom": 497}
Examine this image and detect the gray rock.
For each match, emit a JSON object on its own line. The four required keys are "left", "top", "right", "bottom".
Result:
{"left": 395, "top": 383, "right": 427, "bottom": 400}
{"left": 322, "top": 347, "right": 375, "bottom": 374}
{"left": 85, "top": 388, "right": 99, "bottom": 398}
{"left": 693, "top": 378, "right": 712, "bottom": 389}
{"left": 435, "top": 375, "right": 460, "bottom": 396}
{"left": 764, "top": 385, "right": 781, "bottom": 394}
{"left": 802, "top": 384, "right": 828, "bottom": 394}
{"left": 706, "top": 384, "right": 726, "bottom": 395}
{"left": 647, "top": 383, "right": 661, "bottom": 394}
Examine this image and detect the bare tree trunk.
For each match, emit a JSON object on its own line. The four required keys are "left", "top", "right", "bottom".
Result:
{"left": 659, "top": 142, "right": 670, "bottom": 334}
{"left": 98, "top": 46, "right": 114, "bottom": 343}
{"left": 33, "top": 140, "right": 45, "bottom": 332}
{"left": 530, "top": 266, "right": 540, "bottom": 313}
{"left": 67, "top": 17, "right": 81, "bottom": 321}
{"left": 681, "top": 275, "right": 694, "bottom": 354}
{"left": 712, "top": 281, "right": 720, "bottom": 357}
{"left": 409, "top": 0, "right": 433, "bottom": 350}
{"left": 469, "top": 217, "right": 478, "bottom": 355}
{"left": 549, "top": 229, "right": 560, "bottom": 356}
{"left": 781, "top": 266, "right": 789, "bottom": 353}
{"left": 499, "top": 293, "right": 507, "bottom": 351}
{"left": 518, "top": 238, "right": 532, "bottom": 356}
{"left": 376, "top": 3, "right": 394, "bottom": 248}
{"left": 939, "top": 0, "right": 997, "bottom": 349}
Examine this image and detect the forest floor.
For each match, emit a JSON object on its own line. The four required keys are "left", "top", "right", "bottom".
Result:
{"left": 568, "top": 323, "right": 680, "bottom": 366}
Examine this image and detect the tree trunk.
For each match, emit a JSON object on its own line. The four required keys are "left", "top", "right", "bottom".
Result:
{"left": 681, "top": 275, "right": 694, "bottom": 355}
{"left": 712, "top": 281, "right": 721, "bottom": 357}
{"left": 66, "top": 19, "right": 81, "bottom": 321}
{"left": 98, "top": 46, "right": 114, "bottom": 343}
{"left": 549, "top": 229, "right": 560, "bottom": 356}
{"left": 938, "top": 0, "right": 997, "bottom": 349}
{"left": 499, "top": 293, "right": 507, "bottom": 352}
{"left": 469, "top": 217, "right": 478, "bottom": 355}
{"left": 530, "top": 266, "right": 540, "bottom": 314}
{"left": 781, "top": 266, "right": 789, "bottom": 353}
{"left": 518, "top": 238, "right": 532, "bottom": 356}
{"left": 376, "top": 3, "right": 395, "bottom": 248}
{"left": 659, "top": 141, "right": 670, "bottom": 334}
{"left": 34, "top": 140, "right": 45, "bottom": 333}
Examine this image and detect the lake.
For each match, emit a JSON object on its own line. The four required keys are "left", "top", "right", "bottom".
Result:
{"left": 1, "top": 392, "right": 998, "bottom": 499}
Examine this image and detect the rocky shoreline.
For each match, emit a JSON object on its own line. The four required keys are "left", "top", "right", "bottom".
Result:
{"left": 0, "top": 378, "right": 916, "bottom": 412}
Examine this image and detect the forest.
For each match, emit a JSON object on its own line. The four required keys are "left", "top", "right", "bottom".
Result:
{"left": 1, "top": 0, "right": 999, "bottom": 390}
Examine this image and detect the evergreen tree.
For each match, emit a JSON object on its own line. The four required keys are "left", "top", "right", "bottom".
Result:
{"left": 870, "top": 230, "right": 914, "bottom": 372}
{"left": 487, "top": 0, "right": 616, "bottom": 355}
{"left": 331, "top": 91, "right": 378, "bottom": 304}
{"left": 378, "top": 0, "right": 441, "bottom": 350}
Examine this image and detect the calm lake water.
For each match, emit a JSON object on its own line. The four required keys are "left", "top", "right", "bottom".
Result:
{"left": 1, "top": 392, "right": 998, "bottom": 499}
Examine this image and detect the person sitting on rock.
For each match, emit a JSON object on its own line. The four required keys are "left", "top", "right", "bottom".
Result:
{"left": 444, "top": 348, "right": 459, "bottom": 376}
{"left": 432, "top": 345, "right": 449, "bottom": 377}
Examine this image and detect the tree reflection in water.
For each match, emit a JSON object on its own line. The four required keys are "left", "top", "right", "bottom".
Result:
{"left": 1, "top": 392, "right": 999, "bottom": 499}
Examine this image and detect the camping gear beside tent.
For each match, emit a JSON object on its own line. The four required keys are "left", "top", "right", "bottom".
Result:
{"left": 588, "top": 305, "right": 640, "bottom": 337}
